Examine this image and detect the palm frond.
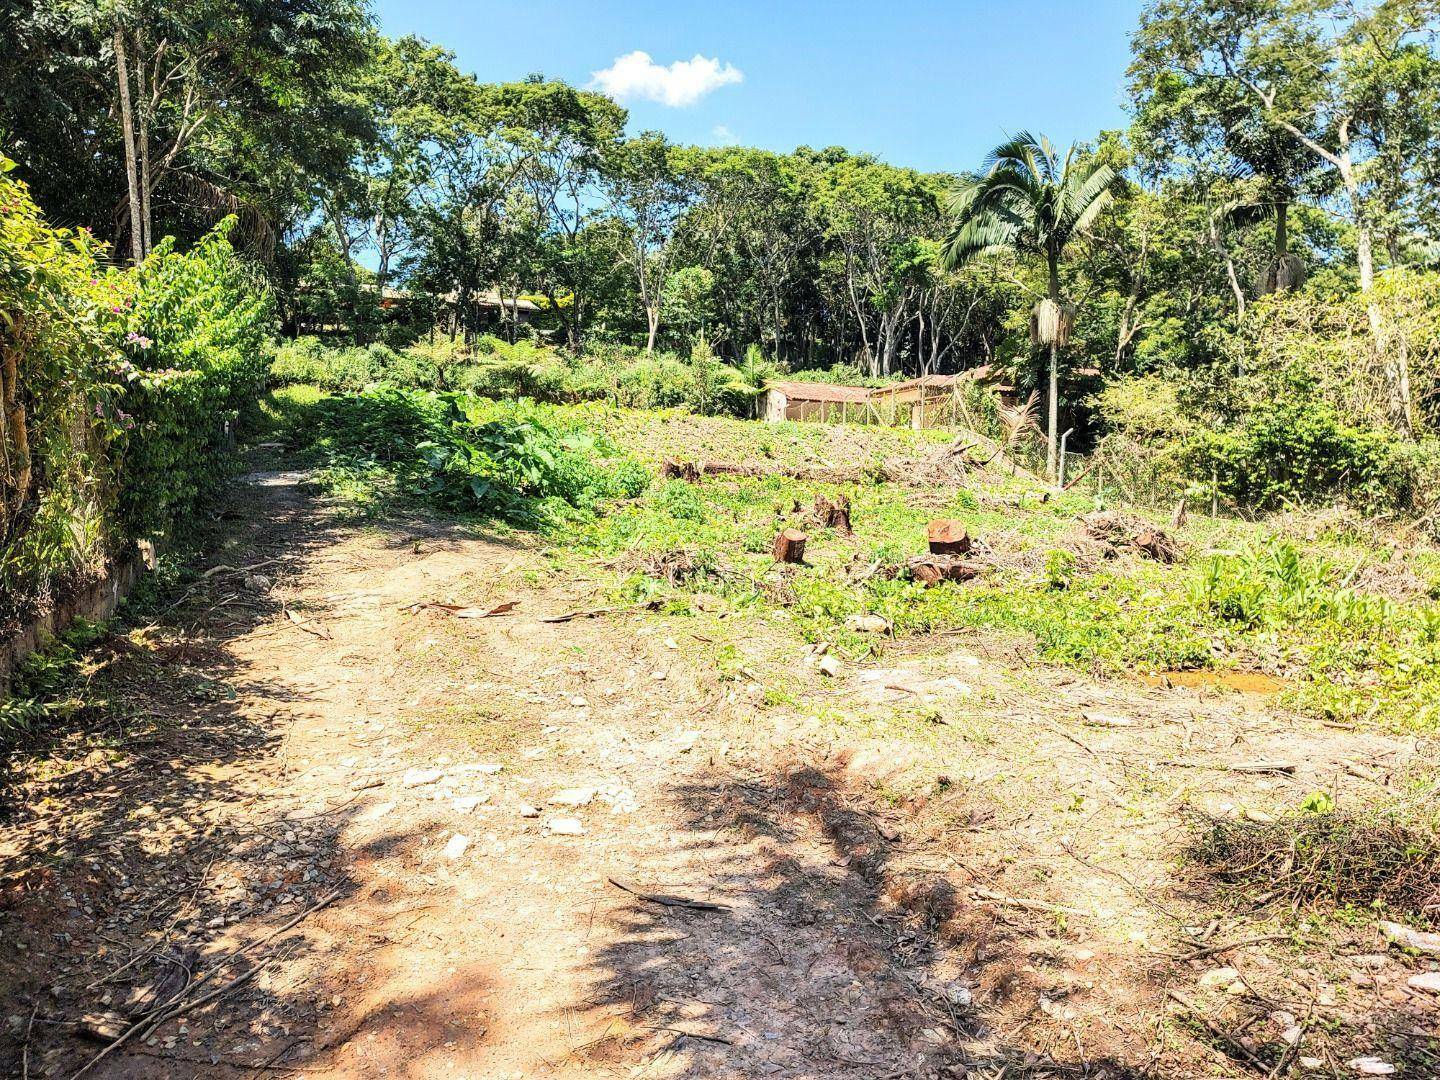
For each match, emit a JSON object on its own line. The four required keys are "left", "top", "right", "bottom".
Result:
{"left": 1066, "top": 164, "right": 1118, "bottom": 235}
{"left": 985, "top": 131, "right": 1045, "bottom": 180}
{"left": 939, "top": 211, "right": 1022, "bottom": 269}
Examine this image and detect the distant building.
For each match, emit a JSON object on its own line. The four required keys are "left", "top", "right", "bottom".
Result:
{"left": 762, "top": 368, "right": 1010, "bottom": 428}
{"left": 761, "top": 380, "right": 873, "bottom": 423}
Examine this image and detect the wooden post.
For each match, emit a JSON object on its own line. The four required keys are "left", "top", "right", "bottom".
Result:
{"left": 773, "top": 529, "right": 807, "bottom": 564}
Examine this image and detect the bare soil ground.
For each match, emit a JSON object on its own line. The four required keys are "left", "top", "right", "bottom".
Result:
{"left": 1, "top": 464, "right": 1437, "bottom": 1078}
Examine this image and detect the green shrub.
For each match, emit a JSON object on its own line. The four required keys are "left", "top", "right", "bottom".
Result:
{"left": 0, "top": 157, "right": 119, "bottom": 627}
{"left": 1188, "top": 397, "right": 1414, "bottom": 512}
{"left": 295, "top": 386, "right": 650, "bottom": 521}
{"left": 108, "top": 224, "right": 274, "bottom": 535}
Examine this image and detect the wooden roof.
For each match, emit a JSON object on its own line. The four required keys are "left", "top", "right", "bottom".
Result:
{"left": 869, "top": 374, "right": 960, "bottom": 398}
{"left": 766, "top": 380, "right": 873, "bottom": 404}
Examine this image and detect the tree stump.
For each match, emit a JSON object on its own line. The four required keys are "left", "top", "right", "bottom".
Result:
{"left": 814, "top": 494, "right": 852, "bottom": 534}
{"left": 662, "top": 460, "right": 700, "bottom": 482}
{"left": 926, "top": 519, "right": 971, "bottom": 555}
{"left": 772, "top": 529, "right": 807, "bottom": 564}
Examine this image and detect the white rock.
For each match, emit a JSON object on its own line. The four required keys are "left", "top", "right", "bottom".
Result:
{"left": 1407, "top": 971, "right": 1440, "bottom": 992}
{"left": 518, "top": 803, "right": 541, "bottom": 818}
{"left": 817, "top": 655, "right": 842, "bottom": 678}
{"left": 453, "top": 795, "right": 489, "bottom": 813}
{"left": 366, "top": 801, "right": 396, "bottom": 820}
{"left": 1348, "top": 1058, "right": 1396, "bottom": 1075}
{"left": 1380, "top": 920, "right": 1440, "bottom": 956}
{"left": 546, "top": 816, "right": 584, "bottom": 836}
{"left": 551, "top": 787, "right": 596, "bottom": 808}
{"left": 569, "top": 696, "right": 589, "bottom": 708}
{"left": 442, "top": 833, "right": 470, "bottom": 860}
{"left": 1199, "top": 967, "right": 1239, "bottom": 989}
{"left": 665, "top": 637, "right": 679, "bottom": 650}
{"left": 651, "top": 670, "right": 667, "bottom": 681}
{"left": 943, "top": 983, "right": 973, "bottom": 1006}
{"left": 844, "top": 613, "right": 890, "bottom": 634}
{"left": 1082, "top": 711, "right": 1134, "bottom": 728}
{"left": 402, "top": 767, "right": 443, "bottom": 787}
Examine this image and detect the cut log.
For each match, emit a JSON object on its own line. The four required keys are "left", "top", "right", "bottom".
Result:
{"left": 772, "top": 529, "right": 807, "bottom": 564}
{"left": 814, "top": 494, "right": 852, "bottom": 534}
{"left": 906, "top": 555, "right": 977, "bottom": 587}
{"left": 927, "top": 519, "right": 972, "bottom": 555}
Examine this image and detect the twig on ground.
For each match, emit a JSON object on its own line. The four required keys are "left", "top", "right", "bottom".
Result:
{"left": 283, "top": 606, "right": 331, "bottom": 640}
{"left": 22, "top": 1000, "right": 38, "bottom": 1080}
{"left": 659, "top": 1027, "right": 733, "bottom": 1045}
{"left": 607, "top": 877, "right": 731, "bottom": 913}
{"left": 1168, "top": 935, "right": 1294, "bottom": 962}
{"left": 540, "top": 606, "right": 626, "bottom": 624}
{"left": 970, "top": 887, "right": 1086, "bottom": 917}
{"left": 1166, "top": 989, "right": 1269, "bottom": 1071}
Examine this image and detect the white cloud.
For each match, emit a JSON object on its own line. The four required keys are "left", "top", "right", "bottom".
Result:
{"left": 591, "top": 51, "right": 743, "bottom": 107}
{"left": 711, "top": 124, "right": 740, "bottom": 146}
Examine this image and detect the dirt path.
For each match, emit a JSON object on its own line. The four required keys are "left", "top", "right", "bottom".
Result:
{"left": 2, "top": 467, "right": 1435, "bottom": 1078}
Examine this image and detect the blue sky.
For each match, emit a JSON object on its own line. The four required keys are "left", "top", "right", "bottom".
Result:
{"left": 371, "top": 0, "right": 1145, "bottom": 175}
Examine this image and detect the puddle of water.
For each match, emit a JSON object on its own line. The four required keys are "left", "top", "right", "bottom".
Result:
{"left": 1140, "top": 670, "right": 1285, "bottom": 695}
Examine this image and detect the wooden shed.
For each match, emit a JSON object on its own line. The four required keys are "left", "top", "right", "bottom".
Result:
{"left": 761, "top": 380, "right": 874, "bottom": 423}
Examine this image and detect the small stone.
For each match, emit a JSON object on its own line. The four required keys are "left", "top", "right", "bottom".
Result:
{"left": 569, "top": 697, "right": 589, "bottom": 708}
{"left": 817, "top": 655, "right": 842, "bottom": 678}
{"left": 651, "top": 670, "right": 667, "bottom": 682}
{"left": 1407, "top": 971, "right": 1440, "bottom": 992}
{"left": 442, "top": 834, "right": 470, "bottom": 860}
{"left": 367, "top": 801, "right": 396, "bottom": 820}
{"left": 402, "top": 767, "right": 443, "bottom": 788}
{"left": 664, "top": 637, "right": 679, "bottom": 650}
{"left": 551, "top": 787, "right": 595, "bottom": 808}
{"left": 518, "top": 803, "right": 541, "bottom": 818}
{"left": 546, "top": 817, "right": 584, "bottom": 836}
{"left": 453, "top": 795, "right": 489, "bottom": 813}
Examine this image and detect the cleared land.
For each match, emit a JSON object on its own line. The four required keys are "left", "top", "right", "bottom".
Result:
{"left": 1, "top": 402, "right": 1437, "bottom": 1079}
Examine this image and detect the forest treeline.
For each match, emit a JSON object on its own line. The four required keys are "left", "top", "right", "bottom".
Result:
{"left": 7, "top": 0, "right": 1440, "bottom": 507}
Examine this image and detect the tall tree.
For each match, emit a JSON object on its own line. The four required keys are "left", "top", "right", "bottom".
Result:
{"left": 603, "top": 133, "right": 696, "bottom": 353}
{"left": 941, "top": 134, "right": 1117, "bottom": 479}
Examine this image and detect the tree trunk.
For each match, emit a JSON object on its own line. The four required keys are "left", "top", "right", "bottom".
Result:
{"left": 114, "top": 26, "right": 144, "bottom": 265}
{"left": 1045, "top": 257, "right": 1061, "bottom": 482}
{"left": 645, "top": 306, "right": 660, "bottom": 354}
{"left": 135, "top": 27, "right": 152, "bottom": 255}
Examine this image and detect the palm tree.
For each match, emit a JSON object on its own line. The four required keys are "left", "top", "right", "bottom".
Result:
{"left": 940, "top": 133, "right": 1116, "bottom": 480}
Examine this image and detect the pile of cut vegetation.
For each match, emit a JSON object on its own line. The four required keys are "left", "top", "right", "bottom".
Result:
{"left": 1185, "top": 806, "right": 1440, "bottom": 921}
